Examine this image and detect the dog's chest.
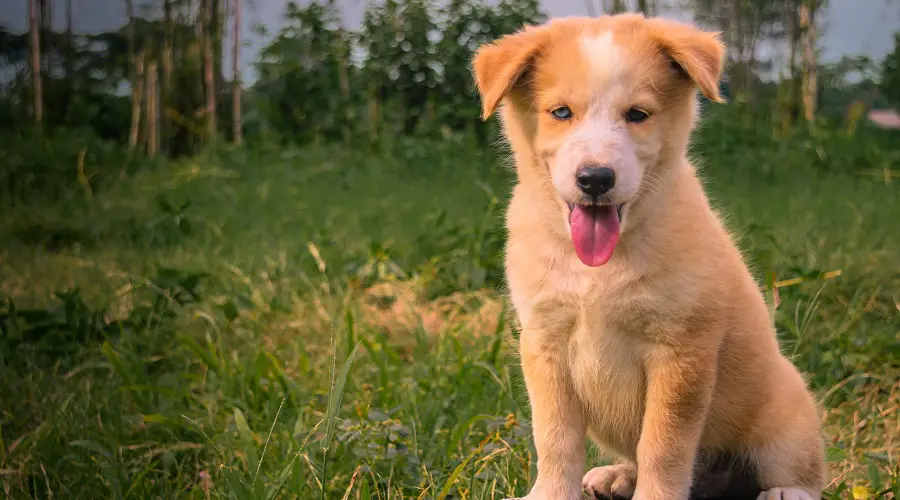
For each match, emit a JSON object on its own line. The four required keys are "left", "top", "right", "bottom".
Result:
{"left": 570, "top": 304, "right": 646, "bottom": 456}
{"left": 507, "top": 250, "right": 648, "bottom": 455}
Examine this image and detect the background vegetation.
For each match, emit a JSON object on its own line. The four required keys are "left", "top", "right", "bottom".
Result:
{"left": 1, "top": 0, "right": 898, "bottom": 498}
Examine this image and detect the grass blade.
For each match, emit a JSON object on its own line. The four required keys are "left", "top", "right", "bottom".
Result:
{"left": 435, "top": 432, "right": 494, "bottom": 500}
{"left": 319, "top": 340, "right": 362, "bottom": 499}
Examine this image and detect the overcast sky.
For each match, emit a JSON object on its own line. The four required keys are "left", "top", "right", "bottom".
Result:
{"left": 2, "top": 0, "right": 898, "bottom": 82}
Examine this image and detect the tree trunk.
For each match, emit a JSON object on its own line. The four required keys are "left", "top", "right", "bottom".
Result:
{"left": 203, "top": 0, "right": 216, "bottom": 142}
{"left": 161, "top": 0, "right": 173, "bottom": 154}
{"left": 213, "top": 0, "right": 229, "bottom": 94}
{"left": 608, "top": 0, "right": 626, "bottom": 14}
{"left": 126, "top": 0, "right": 139, "bottom": 149}
{"left": 193, "top": 0, "right": 205, "bottom": 106}
{"left": 66, "top": 0, "right": 74, "bottom": 74}
{"left": 231, "top": 0, "right": 242, "bottom": 145}
{"left": 28, "top": 0, "right": 43, "bottom": 124}
{"left": 129, "top": 50, "right": 145, "bottom": 150}
{"left": 800, "top": 0, "right": 818, "bottom": 123}
{"left": 39, "top": 0, "right": 50, "bottom": 73}
{"left": 213, "top": 0, "right": 224, "bottom": 99}
{"left": 786, "top": 0, "right": 802, "bottom": 127}
{"left": 637, "top": 0, "right": 649, "bottom": 15}
{"left": 146, "top": 60, "right": 159, "bottom": 157}
{"left": 731, "top": 0, "right": 745, "bottom": 97}
{"left": 64, "top": 0, "right": 75, "bottom": 116}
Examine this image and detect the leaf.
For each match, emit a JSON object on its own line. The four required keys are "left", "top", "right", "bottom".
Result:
{"left": 70, "top": 439, "right": 112, "bottom": 458}
{"left": 233, "top": 408, "right": 260, "bottom": 478}
{"left": 101, "top": 341, "right": 132, "bottom": 384}
{"left": 178, "top": 217, "right": 192, "bottom": 236}
{"left": 867, "top": 463, "right": 883, "bottom": 492}
{"left": 223, "top": 300, "right": 240, "bottom": 321}
{"left": 826, "top": 446, "right": 847, "bottom": 463}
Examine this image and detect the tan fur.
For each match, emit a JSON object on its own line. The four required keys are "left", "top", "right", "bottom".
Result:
{"left": 472, "top": 14, "right": 825, "bottom": 500}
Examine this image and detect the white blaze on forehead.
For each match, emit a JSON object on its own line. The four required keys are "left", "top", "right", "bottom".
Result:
{"left": 580, "top": 31, "right": 623, "bottom": 87}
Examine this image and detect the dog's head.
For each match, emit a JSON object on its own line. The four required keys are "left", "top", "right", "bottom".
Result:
{"left": 473, "top": 14, "right": 725, "bottom": 267}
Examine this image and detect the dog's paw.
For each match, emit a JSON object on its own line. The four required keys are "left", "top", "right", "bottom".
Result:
{"left": 756, "top": 487, "right": 817, "bottom": 500}
{"left": 501, "top": 491, "right": 582, "bottom": 500}
{"left": 582, "top": 464, "right": 636, "bottom": 499}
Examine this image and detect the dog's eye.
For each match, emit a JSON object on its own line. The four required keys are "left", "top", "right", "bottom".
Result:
{"left": 550, "top": 106, "right": 573, "bottom": 120}
{"left": 625, "top": 108, "right": 650, "bottom": 123}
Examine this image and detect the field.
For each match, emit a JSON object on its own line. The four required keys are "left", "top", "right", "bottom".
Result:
{"left": 1, "top": 108, "right": 898, "bottom": 499}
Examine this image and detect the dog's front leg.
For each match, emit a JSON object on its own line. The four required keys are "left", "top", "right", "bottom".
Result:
{"left": 515, "top": 329, "right": 585, "bottom": 500}
{"left": 632, "top": 347, "right": 717, "bottom": 500}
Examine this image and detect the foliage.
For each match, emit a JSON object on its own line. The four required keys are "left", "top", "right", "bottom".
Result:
{"left": 433, "top": 0, "right": 544, "bottom": 140}
{"left": 254, "top": 1, "right": 354, "bottom": 143}
{"left": 0, "top": 127, "right": 142, "bottom": 204}
{"left": 2, "top": 0, "right": 886, "bottom": 149}
{"left": 690, "top": 0, "right": 795, "bottom": 95}
{"left": 251, "top": 0, "right": 544, "bottom": 143}
{"left": 882, "top": 33, "right": 900, "bottom": 110}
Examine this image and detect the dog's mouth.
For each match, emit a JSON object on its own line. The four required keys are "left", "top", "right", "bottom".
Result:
{"left": 565, "top": 202, "right": 624, "bottom": 267}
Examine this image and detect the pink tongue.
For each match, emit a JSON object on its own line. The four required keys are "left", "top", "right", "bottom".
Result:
{"left": 569, "top": 205, "right": 620, "bottom": 267}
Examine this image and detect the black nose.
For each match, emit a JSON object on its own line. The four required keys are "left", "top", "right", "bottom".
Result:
{"left": 575, "top": 165, "right": 616, "bottom": 198}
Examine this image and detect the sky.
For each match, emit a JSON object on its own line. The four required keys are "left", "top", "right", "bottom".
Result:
{"left": 2, "top": 0, "right": 898, "bottom": 83}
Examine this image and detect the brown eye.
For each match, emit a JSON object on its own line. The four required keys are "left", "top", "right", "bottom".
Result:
{"left": 625, "top": 108, "right": 650, "bottom": 123}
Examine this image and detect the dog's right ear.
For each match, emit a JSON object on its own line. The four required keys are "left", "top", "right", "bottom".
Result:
{"left": 472, "top": 26, "right": 547, "bottom": 121}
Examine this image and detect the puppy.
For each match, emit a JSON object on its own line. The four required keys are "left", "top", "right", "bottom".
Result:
{"left": 471, "top": 14, "right": 826, "bottom": 500}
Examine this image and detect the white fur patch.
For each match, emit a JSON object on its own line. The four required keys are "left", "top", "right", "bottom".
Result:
{"left": 756, "top": 488, "right": 817, "bottom": 500}
{"left": 580, "top": 32, "right": 622, "bottom": 86}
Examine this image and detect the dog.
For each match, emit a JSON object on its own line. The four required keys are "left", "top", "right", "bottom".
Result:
{"left": 471, "top": 14, "right": 826, "bottom": 500}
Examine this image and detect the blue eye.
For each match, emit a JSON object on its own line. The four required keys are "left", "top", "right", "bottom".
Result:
{"left": 625, "top": 108, "right": 650, "bottom": 123}
{"left": 551, "top": 106, "right": 573, "bottom": 120}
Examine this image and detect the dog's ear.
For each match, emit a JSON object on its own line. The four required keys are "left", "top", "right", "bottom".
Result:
{"left": 647, "top": 20, "right": 726, "bottom": 103}
{"left": 472, "top": 25, "right": 547, "bottom": 120}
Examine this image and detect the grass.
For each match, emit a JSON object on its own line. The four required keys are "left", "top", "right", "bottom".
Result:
{"left": 0, "top": 107, "right": 898, "bottom": 499}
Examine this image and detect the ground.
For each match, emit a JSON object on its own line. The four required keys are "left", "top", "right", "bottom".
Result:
{"left": 0, "top": 109, "right": 897, "bottom": 499}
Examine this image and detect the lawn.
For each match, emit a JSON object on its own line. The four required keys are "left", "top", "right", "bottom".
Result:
{"left": 0, "top": 107, "right": 898, "bottom": 499}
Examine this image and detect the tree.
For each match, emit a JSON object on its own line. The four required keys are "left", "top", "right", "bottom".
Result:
{"left": 127, "top": 0, "right": 139, "bottom": 149}
{"left": 799, "top": 0, "right": 820, "bottom": 122}
{"left": 130, "top": 49, "right": 145, "bottom": 148}
{"left": 161, "top": 0, "right": 174, "bottom": 152}
{"left": 784, "top": 0, "right": 802, "bottom": 127}
{"left": 359, "top": 0, "right": 438, "bottom": 136}
{"left": 881, "top": 33, "right": 900, "bottom": 111}
{"left": 65, "top": 0, "right": 74, "bottom": 105}
{"left": 254, "top": 1, "right": 351, "bottom": 142}
{"left": 232, "top": 0, "right": 242, "bottom": 144}
{"left": 637, "top": 0, "right": 651, "bottom": 14}
{"left": 435, "top": 0, "right": 543, "bottom": 140}
{"left": 146, "top": 59, "right": 159, "bottom": 156}
{"left": 606, "top": 0, "right": 627, "bottom": 13}
{"left": 692, "top": 0, "right": 793, "bottom": 103}
{"left": 203, "top": 0, "right": 216, "bottom": 141}
{"left": 29, "top": 0, "right": 43, "bottom": 124}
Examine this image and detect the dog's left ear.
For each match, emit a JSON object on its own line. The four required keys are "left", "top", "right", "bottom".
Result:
{"left": 472, "top": 25, "right": 548, "bottom": 120}
{"left": 648, "top": 19, "right": 726, "bottom": 103}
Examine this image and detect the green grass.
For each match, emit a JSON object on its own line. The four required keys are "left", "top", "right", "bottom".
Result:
{"left": 0, "top": 109, "right": 898, "bottom": 499}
